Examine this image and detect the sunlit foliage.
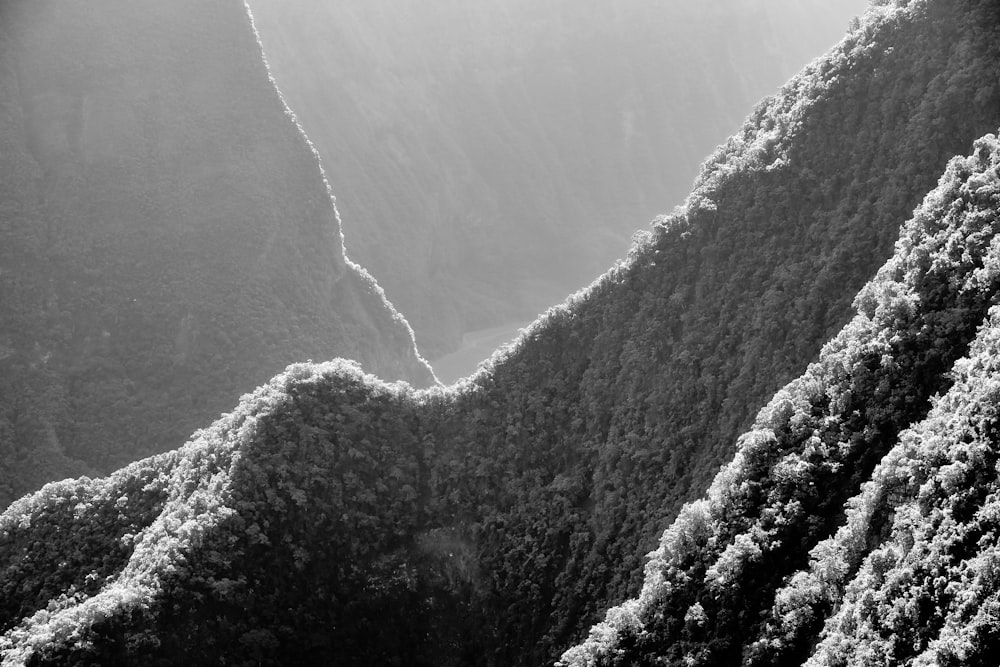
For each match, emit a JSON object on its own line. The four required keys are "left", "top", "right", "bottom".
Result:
{"left": 3, "top": 0, "right": 1000, "bottom": 665}
{"left": 0, "top": 0, "right": 433, "bottom": 507}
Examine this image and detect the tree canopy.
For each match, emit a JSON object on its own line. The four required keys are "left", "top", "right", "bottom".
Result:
{"left": 2, "top": 0, "right": 1000, "bottom": 665}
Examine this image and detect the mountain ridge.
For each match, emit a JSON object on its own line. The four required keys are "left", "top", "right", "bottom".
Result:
{"left": 560, "top": 126, "right": 1000, "bottom": 666}
{"left": 247, "top": 0, "right": 868, "bottom": 358}
{"left": 3, "top": 0, "right": 1000, "bottom": 664}
{"left": 0, "top": 0, "right": 434, "bottom": 507}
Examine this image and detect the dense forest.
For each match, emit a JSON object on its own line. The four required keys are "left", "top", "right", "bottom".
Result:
{"left": 2, "top": 0, "right": 999, "bottom": 665}
{"left": 0, "top": 0, "right": 433, "bottom": 508}
{"left": 561, "top": 130, "right": 1000, "bottom": 666}
{"left": 248, "top": 0, "right": 867, "bottom": 358}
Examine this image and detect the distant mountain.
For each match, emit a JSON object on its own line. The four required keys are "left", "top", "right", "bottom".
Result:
{"left": 0, "top": 0, "right": 434, "bottom": 508}
{"left": 248, "top": 0, "right": 869, "bottom": 359}
{"left": 3, "top": 0, "right": 1000, "bottom": 665}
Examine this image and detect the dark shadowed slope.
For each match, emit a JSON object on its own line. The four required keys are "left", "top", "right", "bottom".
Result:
{"left": 561, "top": 129, "right": 1000, "bottom": 667}
{"left": 2, "top": 0, "right": 1000, "bottom": 665}
{"left": 248, "top": 0, "right": 868, "bottom": 359}
{"left": 0, "top": 0, "right": 434, "bottom": 507}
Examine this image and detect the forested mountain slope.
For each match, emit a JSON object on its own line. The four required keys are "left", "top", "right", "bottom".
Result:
{"left": 2, "top": 0, "right": 1000, "bottom": 665}
{"left": 0, "top": 0, "right": 433, "bottom": 507}
{"left": 248, "top": 0, "right": 868, "bottom": 358}
{"left": 560, "top": 130, "right": 1000, "bottom": 667}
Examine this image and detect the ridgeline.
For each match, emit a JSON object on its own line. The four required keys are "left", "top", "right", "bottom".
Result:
{"left": 2, "top": 0, "right": 1000, "bottom": 665}
{"left": 0, "top": 0, "right": 434, "bottom": 508}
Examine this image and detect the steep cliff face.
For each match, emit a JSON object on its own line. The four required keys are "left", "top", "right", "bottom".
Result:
{"left": 2, "top": 0, "right": 1000, "bottom": 665}
{"left": 0, "top": 0, "right": 433, "bottom": 507}
{"left": 248, "top": 0, "right": 869, "bottom": 358}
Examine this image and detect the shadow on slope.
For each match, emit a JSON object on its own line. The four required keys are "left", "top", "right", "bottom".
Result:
{"left": 2, "top": 0, "right": 1000, "bottom": 665}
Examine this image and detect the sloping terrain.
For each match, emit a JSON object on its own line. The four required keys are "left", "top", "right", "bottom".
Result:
{"left": 248, "top": 0, "right": 868, "bottom": 358}
{"left": 561, "top": 129, "right": 1000, "bottom": 666}
{"left": 0, "top": 0, "right": 433, "bottom": 507}
{"left": 2, "top": 0, "right": 1000, "bottom": 665}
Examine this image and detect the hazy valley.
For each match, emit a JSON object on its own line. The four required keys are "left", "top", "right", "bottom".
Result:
{"left": 2, "top": 0, "right": 1000, "bottom": 665}
{"left": 0, "top": 0, "right": 433, "bottom": 507}
{"left": 248, "top": 0, "right": 868, "bottom": 361}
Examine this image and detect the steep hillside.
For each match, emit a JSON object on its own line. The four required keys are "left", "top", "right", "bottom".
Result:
{"left": 0, "top": 0, "right": 434, "bottom": 507}
{"left": 248, "top": 0, "right": 868, "bottom": 358}
{"left": 2, "top": 0, "right": 1000, "bottom": 665}
{"left": 560, "top": 130, "right": 1000, "bottom": 666}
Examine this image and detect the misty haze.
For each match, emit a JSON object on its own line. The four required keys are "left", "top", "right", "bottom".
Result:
{"left": 2, "top": 1, "right": 1000, "bottom": 665}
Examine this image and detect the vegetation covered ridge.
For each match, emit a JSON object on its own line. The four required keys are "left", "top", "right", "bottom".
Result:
{"left": 560, "top": 131, "right": 1000, "bottom": 665}
{"left": 2, "top": 0, "right": 1000, "bottom": 664}
{"left": 4, "top": 131, "right": 1000, "bottom": 665}
{"left": 0, "top": 0, "right": 434, "bottom": 508}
